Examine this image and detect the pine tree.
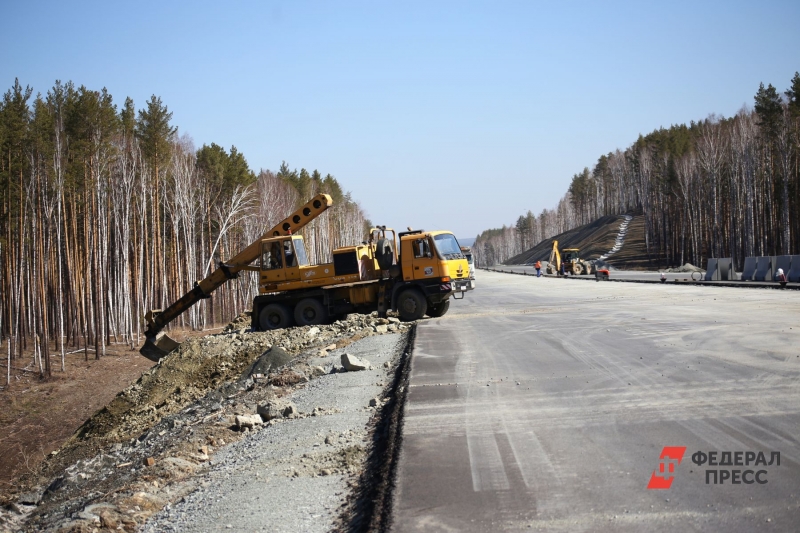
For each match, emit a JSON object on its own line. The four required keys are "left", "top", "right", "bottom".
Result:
{"left": 754, "top": 82, "right": 783, "bottom": 139}
{"left": 136, "top": 95, "right": 176, "bottom": 309}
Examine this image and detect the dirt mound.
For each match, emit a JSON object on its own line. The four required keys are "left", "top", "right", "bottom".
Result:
{"left": 0, "top": 310, "right": 411, "bottom": 532}
{"left": 505, "top": 214, "right": 670, "bottom": 270}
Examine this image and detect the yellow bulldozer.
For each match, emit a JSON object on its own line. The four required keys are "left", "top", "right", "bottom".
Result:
{"left": 141, "top": 193, "right": 474, "bottom": 361}
{"left": 545, "top": 240, "right": 593, "bottom": 276}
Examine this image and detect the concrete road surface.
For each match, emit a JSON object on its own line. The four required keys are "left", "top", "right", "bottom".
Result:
{"left": 392, "top": 270, "right": 800, "bottom": 532}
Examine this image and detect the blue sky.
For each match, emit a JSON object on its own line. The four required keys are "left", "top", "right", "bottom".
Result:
{"left": 2, "top": 1, "right": 799, "bottom": 241}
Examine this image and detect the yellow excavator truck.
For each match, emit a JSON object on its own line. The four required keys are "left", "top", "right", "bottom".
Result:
{"left": 545, "top": 240, "right": 593, "bottom": 276}
{"left": 141, "top": 193, "right": 473, "bottom": 361}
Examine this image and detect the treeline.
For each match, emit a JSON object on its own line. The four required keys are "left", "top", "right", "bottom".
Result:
{"left": 0, "top": 78, "right": 369, "bottom": 379}
{"left": 475, "top": 72, "right": 800, "bottom": 268}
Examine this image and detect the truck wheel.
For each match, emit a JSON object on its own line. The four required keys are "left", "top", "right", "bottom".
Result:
{"left": 376, "top": 238, "right": 394, "bottom": 270}
{"left": 583, "top": 263, "right": 593, "bottom": 276}
{"left": 397, "top": 289, "right": 427, "bottom": 321}
{"left": 259, "top": 303, "right": 293, "bottom": 330}
{"left": 573, "top": 263, "right": 583, "bottom": 275}
{"left": 294, "top": 298, "right": 328, "bottom": 327}
{"left": 426, "top": 299, "right": 450, "bottom": 318}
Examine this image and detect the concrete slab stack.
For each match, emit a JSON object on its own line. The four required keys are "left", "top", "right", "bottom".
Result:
{"left": 717, "top": 258, "right": 734, "bottom": 280}
{"left": 753, "top": 257, "right": 772, "bottom": 282}
{"left": 788, "top": 256, "right": 800, "bottom": 282}
{"left": 741, "top": 257, "right": 757, "bottom": 281}
{"left": 704, "top": 258, "right": 734, "bottom": 281}
{"left": 773, "top": 255, "right": 792, "bottom": 281}
{"left": 704, "top": 258, "right": 719, "bottom": 281}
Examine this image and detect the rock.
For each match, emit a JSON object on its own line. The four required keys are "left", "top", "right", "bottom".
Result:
{"left": 306, "top": 327, "right": 320, "bottom": 337}
{"left": 310, "top": 366, "right": 326, "bottom": 377}
{"left": 235, "top": 414, "right": 263, "bottom": 429}
{"left": 369, "top": 397, "right": 381, "bottom": 407}
{"left": 374, "top": 325, "right": 389, "bottom": 333}
{"left": 257, "top": 401, "right": 297, "bottom": 421}
{"left": 17, "top": 490, "right": 43, "bottom": 506}
{"left": 388, "top": 317, "right": 400, "bottom": 324}
{"left": 383, "top": 361, "right": 390, "bottom": 368}
{"left": 324, "top": 343, "right": 337, "bottom": 351}
{"left": 341, "top": 353, "right": 370, "bottom": 371}
{"left": 43, "top": 476, "right": 65, "bottom": 496}
{"left": 247, "top": 346, "right": 293, "bottom": 378}
{"left": 144, "top": 457, "right": 155, "bottom": 467}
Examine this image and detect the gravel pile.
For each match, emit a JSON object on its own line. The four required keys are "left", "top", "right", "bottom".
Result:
{"left": 664, "top": 263, "right": 704, "bottom": 273}
{"left": 0, "top": 312, "right": 411, "bottom": 533}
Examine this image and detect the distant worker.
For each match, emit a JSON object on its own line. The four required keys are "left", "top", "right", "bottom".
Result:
{"left": 535, "top": 260, "right": 542, "bottom": 277}
{"left": 776, "top": 268, "right": 787, "bottom": 286}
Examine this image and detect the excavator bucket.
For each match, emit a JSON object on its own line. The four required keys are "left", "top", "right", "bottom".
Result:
{"left": 140, "top": 332, "right": 181, "bottom": 362}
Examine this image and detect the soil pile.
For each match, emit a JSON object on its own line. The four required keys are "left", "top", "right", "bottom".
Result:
{"left": 0, "top": 311, "right": 410, "bottom": 532}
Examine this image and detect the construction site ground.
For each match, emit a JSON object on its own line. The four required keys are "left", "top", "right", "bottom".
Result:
{"left": 0, "top": 312, "right": 413, "bottom": 532}
{"left": 0, "top": 327, "right": 226, "bottom": 489}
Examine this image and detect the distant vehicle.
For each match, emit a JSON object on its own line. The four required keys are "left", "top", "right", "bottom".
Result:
{"left": 461, "top": 246, "right": 476, "bottom": 286}
{"left": 546, "top": 241, "right": 593, "bottom": 276}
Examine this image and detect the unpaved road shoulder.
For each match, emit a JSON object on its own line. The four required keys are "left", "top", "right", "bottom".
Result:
{"left": 0, "top": 312, "right": 411, "bottom": 533}
{"left": 142, "top": 333, "right": 405, "bottom": 533}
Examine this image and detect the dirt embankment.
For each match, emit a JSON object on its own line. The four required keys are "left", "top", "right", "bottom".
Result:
{"left": 504, "top": 214, "right": 670, "bottom": 270}
{"left": 0, "top": 311, "right": 411, "bottom": 533}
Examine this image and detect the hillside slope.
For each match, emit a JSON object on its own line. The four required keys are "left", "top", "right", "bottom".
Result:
{"left": 505, "top": 215, "right": 669, "bottom": 270}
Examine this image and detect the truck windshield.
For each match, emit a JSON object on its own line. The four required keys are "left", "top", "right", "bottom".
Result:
{"left": 433, "top": 234, "right": 464, "bottom": 260}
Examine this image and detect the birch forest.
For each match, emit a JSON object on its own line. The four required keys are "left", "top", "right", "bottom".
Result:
{"left": 0, "top": 79, "right": 370, "bottom": 380}
{"left": 475, "top": 73, "right": 800, "bottom": 269}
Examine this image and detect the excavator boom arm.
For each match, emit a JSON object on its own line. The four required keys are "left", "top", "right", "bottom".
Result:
{"left": 140, "top": 193, "right": 333, "bottom": 360}
{"left": 548, "top": 240, "right": 561, "bottom": 271}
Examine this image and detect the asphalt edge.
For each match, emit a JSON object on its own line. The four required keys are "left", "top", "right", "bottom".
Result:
{"left": 483, "top": 268, "right": 800, "bottom": 290}
{"left": 335, "top": 325, "right": 416, "bottom": 533}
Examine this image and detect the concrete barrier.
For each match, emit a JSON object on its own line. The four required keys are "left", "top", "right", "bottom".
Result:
{"left": 753, "top": 256, "right": 772, "bottom": 281}
{"left": 788, "top": 255, "right": 800, "bottom": 282}
{"left": 741, "top": 257, "right": 757, "bottom": 281}
{"left": 773, "top": 255, "right": 791, "bottom": 281}
{"left": 704, "top": 258, "right": 718, "bottom": 281}
{"left": 717, "top": 258, "right": 734, "bottom": 280}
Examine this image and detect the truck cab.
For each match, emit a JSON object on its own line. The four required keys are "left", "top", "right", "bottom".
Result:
{"left": 398, "top": 230, "right": 473, "bottom": 293}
